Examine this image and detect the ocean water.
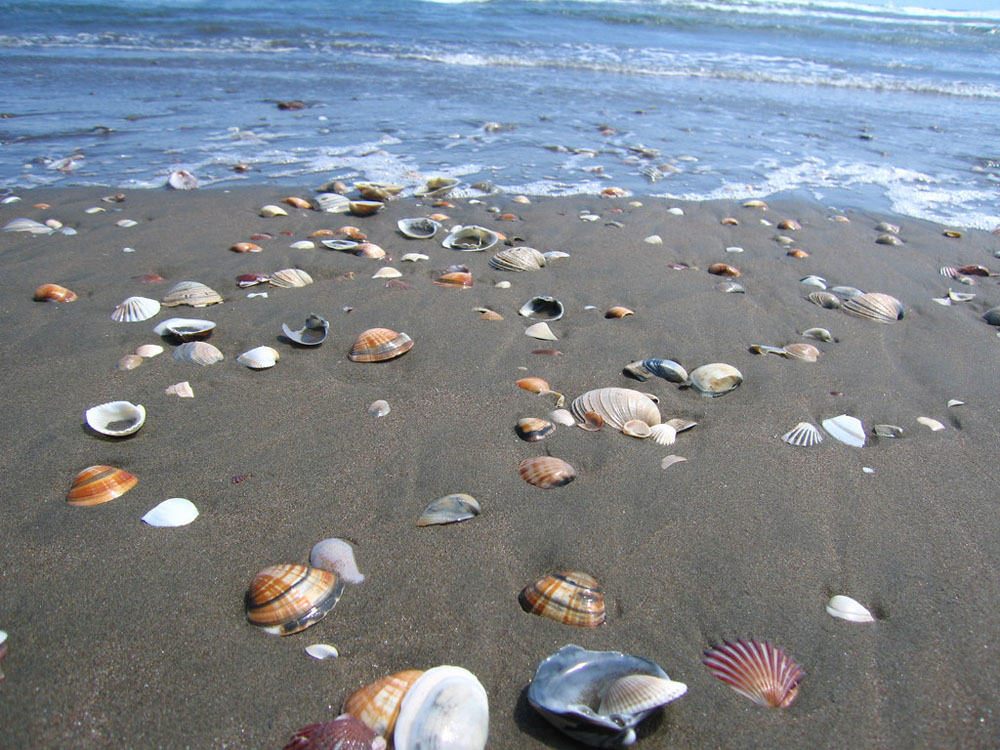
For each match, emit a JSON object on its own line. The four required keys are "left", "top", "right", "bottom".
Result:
{"left": 1, "top": 0, "right": 999, "bottom": 228}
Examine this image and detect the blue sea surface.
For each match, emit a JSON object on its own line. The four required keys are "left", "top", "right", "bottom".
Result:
{"left": 1, "top": 0, "right": 999, "bottom": 227}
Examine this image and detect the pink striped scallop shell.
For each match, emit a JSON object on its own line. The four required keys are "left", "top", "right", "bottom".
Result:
{"left": 702, "top": 639, "right": 804, "bottom": 708}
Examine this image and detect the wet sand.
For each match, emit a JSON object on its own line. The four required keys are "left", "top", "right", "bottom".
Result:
{"left": 1, "top": 187, "right": 998, "bottom": 748}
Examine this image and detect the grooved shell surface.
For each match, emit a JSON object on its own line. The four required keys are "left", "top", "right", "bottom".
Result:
{"left": 245, "top": 563, "right": 344, "bottom": 636}
{"left": 349, "top": 328, "right": 413, "bottom": 362}
{"left": 111, "top": 296, "right": 161, "bottom": 322}
{"left": 161, "top": 281, "right": 223, "bottom": 308}
{"left": 519, "top": 571, "right": 605, "bottom": 627}
{"left": 173, "top": 341, "right": 224, "bottom": 366}
{"left": 268, "top": 268, "right": 313, "bottom": 288}
{"left": 841, "top": 292, "right": 904, "bottom": 323}
{"left": 343, "top": 670, "right": 425, "bottom": 737}
{"left": 67, "top": 465, "right": 137, "bottom": 506}
{"left": 490, "top": 246, "right": 546, "bottom": 272}
{"left": 703, "top": 639, "right": 804, "bottom": 708}
{"left": 570, "top": 388, "right": 661, "bottom": 432}
{"left": 518, "top": 456, "right": 576, "bottom": 489}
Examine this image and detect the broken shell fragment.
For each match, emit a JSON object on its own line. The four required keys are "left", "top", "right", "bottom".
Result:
{"left": 67, "top": 465, "right": 137, "bottom": 506}
{"left": 414, "top": 176, "right": 459, "bottom": 197}
{"left": 703, "top": 639, "right": 803, "bottom": 708}
{"left": 368, "top": 399, "right": 391, "bottom": 417}
{"left": 281, "top": 314, "right": 329, "bottom": 346}
{"left": 349, "top": 200, "right": 385, "bottom": 217}
{"left": 518, "top": 456, "right": 576, "bottom": 489}
{"left": 309, "top": 538, "right": 365, "bottom": 584}
{"left": 349, "top": 328, "right": 413, "bottom": 362}
{"left": 173, "top": 341, "right": 224, "bottom": 366}
{"left": 708, "top": 263, "right": 740, "bottom": 277}
{"left": 245, "top": 563, "right": 344, "bottom": 636}
{"left": 231, "top": 242, "right": 262, "bottom": 253}
{"left": 519, "top": 572, "right": 605, "bottom": 627}
{"left": 826, "top": 595, "right": 875, "bottom": 623}
{"left": 111, "top": 296, "right": 161, "bottom": 323}
{"left": 372, "top": 267, "right": 402, "bottom": 280}
{"left": 85, "top": 400, "right": 146, "bottom": 437}
{"left": 161, "top": 281, "right": 223, "bottom": 308}
{"left": 416, "top": 493, "right": 481, "bottom": 527}
{"left": 236, "top": 346, "right": 279, "bottom": 369}
{"left": 303, "top": 644, "right": 340, "bottom": 661}
{"left": 801, "top": 327, "right": 835, "bottom": 343}
{"left": 605, "top": 306, "right": 635, "bottom": 318}
{"left": 515, "top": 417, "right": 555, "bottom": 442}
{"left": 781, "top": 422, "right": 823, "bottom": 447}
{"left": 524, "top": 322, "right": 558, "bottom": 341}
{"left": 917, "top": 416, "right": 946, "bottom": 431}
{"left": 822, "top": 414, "right": 866, "bottom": 447}
{"left": 519, "top": 295, "right": 564, "bottom": 321}
{"left": 141, "top": 497, "right": 199, "bottom": 527}
{"left": 434, "top": 269, "right": 473, "bottom": 288}
{"left": 622, "top": 419, "right": 651, "bottom": 438}
{"left": 688, "top": 363, "right": 743, "bottom": 397}
{"left": 873, "top": 424, "right": 904, "bottom": 438}
{"left": 34, "top": 283, "right": 78, "bottom": 302}
{"left": 165, "top": 381, "right": 194, "bottom": 398}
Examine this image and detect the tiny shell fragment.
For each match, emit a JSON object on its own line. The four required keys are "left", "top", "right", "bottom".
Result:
{"left": 165, "top": 381, "right": 194, "bottom": 398}
{"left": 304, "top": 644, "right": 340, "bottom": 660}
{"left": 368, "top": 399, "right": 391, "bottom": 417}
{"left": 917, "top": 416, "right": 945, "bottom": 431}
{"left": 661, "top": 455, "right": 687, "bottom": 469}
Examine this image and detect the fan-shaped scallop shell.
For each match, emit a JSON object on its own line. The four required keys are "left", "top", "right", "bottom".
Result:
{"left": 283, "top": 714, "right": 385, "bottom": 750}
{"left": 519, "top": 571, "right": 605, "bottom": 627}
{"left": 343, "top": 670, "right": 425, "bottom": 738}
{"left": 111, "top": 296, "right": 161, "bottom": 322}
{"left": 442, "top": 225, "right": 500, "bottom": 252}
{"left": 245, "top": 563, "right": 344, "bottom": 636}
{"left": 518, "top": 456, "right": 576, "bottom": 489}
{"left": 173, "top": 341, "right": 224, "bottom": 366}
{"left": 349, "top": 328, "right": 413, "bottom": 362}
{"left": 397, "top": 217, "right": 441, "bottom": 239}
{"left": 161, "top": 281, "right": 223, "bottom": 308}
{"left": 781, "top": 422, "right": 823, "bottom": 447}
{"left": 570, "top": 388, "right": 661, "bottom": 432}
{"left": 269, "top": 268, "right": 313, "bottom": 288}
{"left": 703, "top": 639, "right": 804, "bottom": 708}
{"left": 841, "top": 292, "right": 904, "bottom": 323}
{"left": 489, "top": 246, "right": 546, "bottom": 272}
{"left": 67, "top": 465, "right": 137, "bottom": 506}
{"left": 34, "top": 283, "right": 78, "bottom": 302}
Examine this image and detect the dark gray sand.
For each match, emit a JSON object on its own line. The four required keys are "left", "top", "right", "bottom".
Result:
{"left": 1, "top": 188, "right": 999, "bottom": 748}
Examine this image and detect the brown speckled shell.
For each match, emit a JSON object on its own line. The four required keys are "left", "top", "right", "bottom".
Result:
{"left": 517, "top": 456, "right": 576, "bottom": 489}
{"left": 67, "top": 465, "right": 137, "bottom": 506}
{"left": 349, "top": 328, "right": 413, "bottom": 363}
{"left": 519, "top": 571, "right": 605, "bottom": 628}
{"left": 245, "top": 564, "right": 344, "bottom": 636}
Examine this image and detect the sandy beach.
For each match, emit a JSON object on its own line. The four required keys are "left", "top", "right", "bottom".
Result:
{"left": 1, "top": 186, "right": 998, "bottom": 749}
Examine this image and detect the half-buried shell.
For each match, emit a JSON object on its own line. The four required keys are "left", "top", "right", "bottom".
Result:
{"left": 269, "top": 268, "right": 313, "bottom": 288}
{"left": 349, "top": 328, "right": 413, "bottom": 362}
{"left": 152, "top": 317, "right": 215, "bottom": 341}
{"left": 173, "top": 341, "right": 224, "bottom": 366}
{"left": 490, "top": 246, "right": 546, "bottom": 272}
{"left": 245, "top": 563, "right": 344, "bottom": 636}
{"left": 67, "top": 465, "right": 137, "bottom": 506}
{"left": 519, "top": 571, "right": 605, "bottom": 627}
{"left": 416, "top": 494, "right": 481, "bottom": 527}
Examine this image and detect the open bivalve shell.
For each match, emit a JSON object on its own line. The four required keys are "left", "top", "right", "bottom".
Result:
{"left": 153, "top": 317, "right": 216, "bottom": 341}
{"left": 442, "top": 225, "right": 500, "bottom": 252}
{"left": 173, "top": 341, "right": 224, "bottom": 366}
{"left": 519, "top": 572, "right": 604, "bottom": 627}
{"left": 689, "top": 363, "right": 743, "bottom": 397}
{"left": 236, "top": 346, "right": 279, "bottom": 369}
{"left": 519, "top": 295, "right": 564, "bottom": 321}
{"left": 414, "top": 176, "right": 459, "bottom": 197}
{"left": 67, "top": 465, "right": 137, "bottom": 506}
{"left": 282, "top": 314, "right": 329, "bottom": 346}
{"left": 355, "top": 181, "right": 403, "bottom": 201}
{"left": 245, "top": 563, "right": 344, "bottom": 636}
{"left": 161, "top": 281, "right": 223, "bottom": 308}
{"left": 349, "top": 328, "right": 413, "bottom": 362}
{"left": 111, "top": 296, "right": 161, "bottom": 322}
{"left": 85, "top": 400, "right": 146, "bottom": 437}
{"left": 343, "top": 670, "right": 425, "bottom": 738}
{"left": 528, "top": 644, "right": 686, "bottom": 749}
{"left": 393, "top": 666, "right": 489, "bottom": 750}
{"left": 490, "top": 246, "right": 546, "bottom": 272}
{"left": 397, "top": 217, "right": 441, "bottom": 239}
{"left": 570, "top": 388, "right": 661, "bottom": 432}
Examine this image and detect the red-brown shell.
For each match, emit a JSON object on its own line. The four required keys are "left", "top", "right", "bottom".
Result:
{"left": 245, "top": 563, "right": 344, "bottom": 636}
{"left": 34, "top": 283, "right": 78, "bottom": 302}
{"left": 348, "top": 328, "right": 413, "bottom": 363}
{"left": 517, "top": 456, "right": 576, "bottom": 489}
{"left": 518, "top": 571, "right": 606, "bottom": 628}
{"left": 67, "top": 465, "right": 137, "bottom": 506}
{"left": 515, "top": 377, "right": 550, "bottom": 393}
{"left": 283, "top": 714, "right": 385, "bottom": 750}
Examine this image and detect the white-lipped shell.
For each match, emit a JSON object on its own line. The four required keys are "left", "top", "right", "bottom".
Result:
{"left": 441, "top": 225, "right": 500, "bottom": 252}
{"left": 152, "top": 317, "right": 216, "bottom": 341}
{"left": 822, "top": 414, "right": 866, "bottom": 447}
{"left": 826, "top": 595, "right": 875, "bottom": 623}
{"left": 141, "top": 497, "right": 199, "bottom": 527}
{"left": 393, "top": 666, "right": 489, "bottom": 750}
{"left": 622, "top": 420, "right": 651, "bottom": 438}
{"left": 372, "top": 267, "right": 402, "bottom": 280}
{"left": 111, "top": 296, "right": 161, "bottom": 323}
{"left": 173, "top": 341, "right": 224, "bottom": 366}
{"left": 781, "top": 422, "right": 823, "bottom": 447}
{"left": 310, "top": 538, "right": 365, "bottom": 584}
{"left": 85, "top": 400, "right": 146, "bottom": 436}
{"left": 570, "top": 388, "right": 661, "bottom": 432}
{"left": 236, "top": 346, "right": 279, "bottom": 369}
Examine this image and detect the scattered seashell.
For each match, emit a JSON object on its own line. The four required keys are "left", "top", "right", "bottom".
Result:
{"left": 397, "top": 217, "right": 441, "bottom": 239}
{"left": 605, "top": 305, "right": 635, "bottom": 318}
{"left": 304, "top": 644, "right": 340, "bottom": 660}
{"left": 134, "top": 344, "right": 163, "bottom": 358}
{"left": 400, "top": 252, "right": 429, "bottom": 262}
{"left": 153, "top": 317, "right": 215, "bottom": 341}
{"left": 783, "top": 343, "right": 820, "bottom": 362}
{"left": 349, "top": 328, "right": 413, "bottom": 362}
{"left": 236, "top": 345, "right": 279, "bottom": 369}
{"left": 416, "top": 493, "right": 481, "bottom": 527}
{"left": 876, "top": 221, "right": 900, "bottom": 234}
{"left": 490, "top": 246, "right": 547, "bottom": 273}
{"left": 4, "top": 217, "right": 54, "bottom": 234}
{"left": 310, "top": 538, "right": 365, "bottom": 584}
{"left": 237, "top": 273, "right": 271, "bottom": 288}
{"left": 167, "top": 170, "right": 198, "bottom": 190}
{"left": 703, "top": 639, "right": 803, "bottom": 708}
{"left": 801, "top": 327, "right": 835, "bottom": 342}
{"left": 118, "top": 354, "right": 143, "bottom": 371}
{"left": 787, "top": 249, "right": 809, "bottom": 258}
{"left": 807, "top": 290, "right": 841, "bottom": 309}
{"left": 578, "top": 411, "right": 605, "bottom": 432}
{"left": 519, "top": 572, "right": 604, "bottom": 627}
{"left": 800, "top": 275, "right": 827, "bottom": 289}
{"left": 173, "top": 341, "right": 224, "bottom": 366}
{"left": 282, "top": 314, "right": 329, "bottom": 346}
{"left": 289, "top": 240, "right": 315, "bottom": 250}
{"left": 518, "top": 456, "right": 576, "bottom": 489}
{"left": 648, "top": 423, "right": 677, "bottom": 446}
{"left": 285, "top": 714, "right": 386, "bottom": 750}
{"left": 721, "top": 217, "right": 739, "bottom": 225}
{"left": 826, "top": 595, "right": 875, "bottom": 623}
{"left": 515, "top": 417, "right": 555, "bottom": 442}
{"left": 876, "top": 234, "right": 902, "bottom": 246}
{"left": 873, "top": 424, "right": 904, "bottom": 438}
{"left": 165, "top": 381, "right": 194, "bottom": 398}
{"left": 842, "top": 292, "right": 904, "bottom": 323}
{"left": 442, "top": 225, "right": 500, "bottom": 252}
{"left": 661, "top": 454, "right": 687, "bottom": 469}
{"left": 549, "top": 409, "right": 576, "bottom": 426}
{"left": 822, "top": 414, "right": 866, "bottom": 447}
{"left": 947, "top": 399, "right": 965, "bottom": 408}
{"left": 917, "top": 416, "right": 945, "bottom": 431}
{"left": 368, "top": 399, "right": 391, "bottom": 417}
{"left": 519, "top": 295, "right": 564, "bottom": 321}
{"left": 688, "top": 363, "right": 743, "bottom": 397}
{"left": 245, "top": 563, "right": 344, "bottom": 636}
{"left": 116, "top": 218, "right": 138, "bottom": 228}
{"left": 434, "top": 269, "right": 473, "bottom": 288}
{"left": 643, "top": 234, "right": 662, "bottom": 245}
{"left": 260, "top": 204, "right": 288, "bottom": 218}
{"left": 494, "top": 280, "right": 511, "bottom": 289}
{"left": 623, "top": 358, "right": 688, "bottom": 384}
{"left": 111, "top": 296, "right": 161, "bottom": 323}
{"left": 570, "top": 388, "right": 661, "bottom": 432}
{"left": 34, "top": 283, "right": 78, "bottom": 302}
{"left": 231, "top": 242, "right": 262, "bottom": 253}
{"left": 314, "top": 192, "right": 350, "bottom": 213}
{"left": 708, "top": 263, "right": 740, "bottom": 277}
{"left": 524, "top": 322, "right": 558, "bottom": 341}
{"left": 282, "top": 196, "right": 311, "bottom": 209}
{"left": 355, "top": 182, "right": 402, "bottom": 201}
{"left": 269, "top": 268, "right": 313, "bottom": 288}
{"left": 372, "top": 267, "right": 402, "bottom": 280}
{"left": 67, "top": 465, "right": 137, "bottom": 506}
{"left": 161, "top": 281, "right": 223, "bottom": 308}
{"left": 393, "top": 666, "right": 489, "bottom": 750}
{"left": 141, "top": 497, "right": 199, "bottom": 527}
{"left": 778, "top": 218, "right": 801, "bottom": 230}
{"left": 622, "top": 419, "right": 651, "bottom": 438}
{"left": 742, "top": 199, "right": 768, "bottom": 209}
{"left": 528, "top": 644, "right": 685, "bottom": 749}
{"left": 667, "top": 417, "right": 697, "bottom": 433}
{"left": 85, "top": 400, "right": 146, "bottom": 437}
{"left": 781, "top": 422, "right": 823, "bottom": 447}
{"left": 343, "top": 670, "right": 425, "bottom": 738}
{"left": 414, "top": 176, "right": 459, "bottom": 197}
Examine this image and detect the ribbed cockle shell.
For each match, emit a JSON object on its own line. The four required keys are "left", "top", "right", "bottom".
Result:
{"left": 349, "top": 328, "right": 413, "bottom": 362}
{"left": 518, "top": 456, "right": 576, "bottom": 489}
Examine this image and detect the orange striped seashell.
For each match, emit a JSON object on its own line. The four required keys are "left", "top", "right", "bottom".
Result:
{"left": 67, "top": 465, "right": 137, "bottom": 506}
{"left": 708, "top": 263, "right": 741, "bottom": 277}
{"left": 343, "top": 669, "right": 424, "bottom": 737}
{"left": 308, "top": 228, "right": 336, "bottom": 237}
{"left": 335, "top": 226, "right": 367, "bottom": 240}
{"left": 245, "top": 563, "right": 344, "bottom": 636}
{"left": 605, "top": 305, "right": 635, "bottom": 318}
{"left": 498, "top": 213, "right": 518, "bottom": 221}
{"left": 516, "top": 377, "right": 550, "bottom": 393}
{"left": 282, "top": 196, "right": 311, "bottom": 209}
{"left": 230, "top": 242, "right": 262, "bottom": 253}
{"left": 434, "top": 270, "right": 473, "bottom": 288}
{"left": 519, "top": 571, "right": 605, "bottom": 627}
{"left": 518, "top": 456, "right": 576, "bottom": 489}
{"left": 349, "top": 327, "right": 413, "bottom": 362}
{"left": 34, "top": 283, "right": 77, "bottom": 302}
{"left": 703, "top": 639, "right": 804, "bottom": 708}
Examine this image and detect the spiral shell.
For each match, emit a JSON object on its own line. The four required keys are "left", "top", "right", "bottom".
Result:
{"left": 34, "top": 283, "right": 78, "bottom": 302}
{"left": 519, "top": 571, "right": 605, "bottom": 628}
{"left": 67, "top": 465, "right": 137, "bottom": 506}
{"left": 343, "top": 670, "right": 425, "bottom": 738}
{"left": 245, "top": 563, "right": 344, "bottom": 636}
{"left": 349, "top": 328, "right": 413, "bottom": 362}
{"left": 518, "top": 456, "right": 576, "bottom": 489}
{"left": 570, "top": 388, "right": 661, "bottom": 432}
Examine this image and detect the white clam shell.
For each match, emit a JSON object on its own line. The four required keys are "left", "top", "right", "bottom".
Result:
{"left": 141, "top": 497, "right": 199, "bottom": 527}
{"left": 781, "top": 422, "right": 823, "bottom": 447}
{"left": 269, "top": 268, "right": 313, "bottom": 288}
{"left": 394, "top": 665, "right": 489, "bottom": 750}
{"left": 304, "top": 643, "right": 340, "bottom": 660}
{"left": 570, "top": 388, "right": 661, "bottom": 432}
{"left": 111, "top": 296, "right": 161, "bottom": 323}
{"left": 152, "top": 317, "right": 216, "bottom": 340}
{"left": 85, "top": 401, "right": 146, "bottom": 436}
{"left": 822, "top": 414, "right": 866, "bottom": 447}
{"left": 401, "top": 252, "right": 429, "bottom": 262}
{"left": 173, "top": 341, "right": 224, "bottom": 366}
{"left": 826, "top": 595, "right": 875, "bottom": 623}
{"left": 236, "top": 346, "right": 279, "bottom": 369}
{"left": 367, "top": 399, "right": 391, "bottom": 417}
{"left": 372, "top": 267, "right": 402, "bottom": 279}
{"left": 548, "top": 409, "right": 576, "bottom": 427}
{"left": 917, "top": 416, "right": 946, "bottom": 431}
{"left": 688, "top": 363, "right": 742, "bottom": 397}
{"left": 134, "top": 344, "right": 164, "bottom": 358}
